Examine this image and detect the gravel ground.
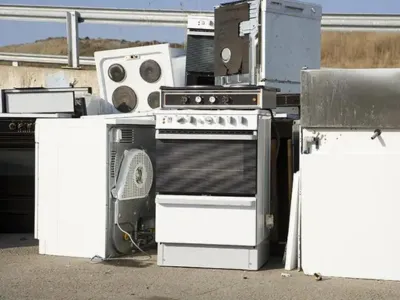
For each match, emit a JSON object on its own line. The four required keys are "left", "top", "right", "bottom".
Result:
{"left": 1, "top": 234, "right": 400, "bottom": 300}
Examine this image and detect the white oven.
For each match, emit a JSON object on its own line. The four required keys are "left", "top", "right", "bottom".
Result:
{"left": 154, "top": 109, "right": 273, "bottom": 270}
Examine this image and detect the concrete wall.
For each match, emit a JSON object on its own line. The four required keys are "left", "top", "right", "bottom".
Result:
{"left": 0, "top": 65, "right": 100, "bottom": 95}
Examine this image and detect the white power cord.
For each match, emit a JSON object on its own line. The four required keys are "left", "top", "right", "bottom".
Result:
{"left": 115, "top": 203, "right": 152, "bottom": 261}
{"left": 90, "top": 200, "right": 152, "bottom": 263}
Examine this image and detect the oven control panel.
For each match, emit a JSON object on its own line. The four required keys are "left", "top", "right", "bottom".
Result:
{"left": 155, "top": 111, "right": 268, "bottom": 130}
{"left": 0, "top": 119, "right": 36, "bottom": 134}
{"left": 160, "top": 85, "right": 277, "bottom": 109}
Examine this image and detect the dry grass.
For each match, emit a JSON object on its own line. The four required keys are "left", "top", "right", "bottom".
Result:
{"left": 1, "top": 32, "right": 400, "bottom": 68}
{"left": 322, "top": 32, "right": 400, "bottom": 68}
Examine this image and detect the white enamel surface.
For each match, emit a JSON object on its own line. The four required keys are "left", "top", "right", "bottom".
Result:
{"left": 301, "top": 128, "right": 400, "bottom": 281}
{"left": 95, "top": 43, "right": 186, "bottom": 114}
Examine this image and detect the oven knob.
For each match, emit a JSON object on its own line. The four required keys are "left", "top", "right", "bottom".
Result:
{"left": 27, "top": 123, "right": 33, "bottom": 130}
{"left": 195, "top": 96, "right": 203, "bottom": 104}
{"left": 181, "top": 96, "right": 189, "bottom": 104}
{"left": 9, "top": 123, "right": 16, "bottom": 130}
{"left": 209, "top": 96, "right": 217, "bottom": 104}
{"left": 221, "top": 96, "right": 231, "bottom": 104}
{"left": 18, "top": 123, "right": 24, "bottom": 130}
{"left": 204, "top": 116, "right": 214, "bottom": 125}
{"left": 176, "top": 116, "right": 187, "bottom": 124}
{"left": 216, "top": 116, "right": 224, "bottom": 125}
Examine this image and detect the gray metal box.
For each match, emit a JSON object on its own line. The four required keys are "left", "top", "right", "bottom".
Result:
{"left": 215, "top": 0, "right": 322, "bottom": 93}
{"left": 300, "top": 68, "right": 400, "bottom": 129}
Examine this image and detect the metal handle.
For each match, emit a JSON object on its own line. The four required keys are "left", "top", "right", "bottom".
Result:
{"left": 155, "top": 132, "right": 257, "bottom": 141}
{"left": 156, "top": 195, "right": 256, "bottom": 207}
{"left": 371, "top": 129, "right": 382, "bottom": 140}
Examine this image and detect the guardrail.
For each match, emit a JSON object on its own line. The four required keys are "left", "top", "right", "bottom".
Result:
{"left": 1, "top": 4, "right": 400, "bottom": 68}
{"left": 0, "top": 52, "right": 95, "bottom": 66}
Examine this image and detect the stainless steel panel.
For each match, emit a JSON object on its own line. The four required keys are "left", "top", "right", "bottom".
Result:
{"left": 301, "top": 69, "right": 400, "bottom": 129}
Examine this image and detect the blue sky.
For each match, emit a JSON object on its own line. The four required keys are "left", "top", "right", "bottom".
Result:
{"left": 1, "top": 0, "right": 400, "bottom": 47}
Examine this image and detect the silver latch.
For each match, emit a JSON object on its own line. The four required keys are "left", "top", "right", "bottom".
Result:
{"left": 302, "top": 135, "right": 320, "bottom": 154}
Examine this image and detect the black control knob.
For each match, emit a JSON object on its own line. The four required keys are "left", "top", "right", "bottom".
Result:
{"left": 18, "top": 123, "right": 24, "bottom": 130}
{"left": 221, "top": 95, "right": 231, "bottom": 104}
{"left": 9, "top": 123, "right": 16, "bottom": 130}
{"left": 27, "top": 123, "right": 33, "bottom": 131}
{"left": 181, "top": 96, "right": 189, "bottom": 104}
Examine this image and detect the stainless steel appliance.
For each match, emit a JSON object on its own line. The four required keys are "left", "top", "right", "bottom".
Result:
{"left": 154, "top": 109, "right": 273, "bottom": 270}
{"left": 214, "top": 0, "right": 322, "bottom": 92}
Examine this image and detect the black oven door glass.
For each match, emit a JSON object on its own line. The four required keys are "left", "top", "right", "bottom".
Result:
{"left": 156, "top": 139, "right": 257, "bottom": 196}
{"left": 0, "top": 148, "right": 35, "bottom": 233}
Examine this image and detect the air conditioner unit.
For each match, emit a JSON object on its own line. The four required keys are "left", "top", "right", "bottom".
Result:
{"left": 95, "top": 44, "right": 186, "bottom": 114}
{"left": 35, "top": 114, "right": 156, "bottom": 259}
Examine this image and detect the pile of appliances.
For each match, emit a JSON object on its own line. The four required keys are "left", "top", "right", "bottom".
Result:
{"left": 30, "top": 0, "right": 324, "bottom": 272}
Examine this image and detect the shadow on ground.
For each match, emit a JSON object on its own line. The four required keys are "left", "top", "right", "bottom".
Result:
{"left": 96, "top": 247, "right": 157, "bottom": 269}
{"left": 0, "top": 233, "right": 38, "bottom": 249}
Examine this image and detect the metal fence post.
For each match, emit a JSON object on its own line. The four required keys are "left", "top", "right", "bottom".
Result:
{"left": 66, "top": 11, "right": 80, "bottom": 68}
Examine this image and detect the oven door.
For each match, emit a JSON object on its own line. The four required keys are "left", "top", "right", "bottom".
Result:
{"left": 155, "top": 129, "right": 259, "bottom": 246}
{"left": 156, "top": 129, "right": 258, "bottom": 196}
{"left": 0, "top": 146, "right": 35, "bottom": 233}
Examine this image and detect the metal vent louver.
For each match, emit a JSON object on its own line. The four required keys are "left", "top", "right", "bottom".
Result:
{"left": 112, "top": 149, "right": 154, "bottom": 200}
{"left": 110, "top": 150, "right": 123, "bottom": 181}
{"left": 112, "top": 128, "right": 135, "bottom": 144}
{"left": 110, "top": 150, "right": 117, "bottom": 178}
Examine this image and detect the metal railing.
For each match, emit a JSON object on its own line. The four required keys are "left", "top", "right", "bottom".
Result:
{"left": 1, "top": 4, "right": 400, "bottom": 68}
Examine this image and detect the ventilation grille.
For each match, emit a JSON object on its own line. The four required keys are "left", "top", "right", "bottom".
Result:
{"left": 186, "top": 35, "right": 215, "bottom": 74}
{"left": 110, "top": 150, "right": 117, "bottom": 178}
{"left": 112, "top": 149, "right": 154, "bottom": 200}
{"left": 121, "top": 129, "right": 134, "bottom": 143}
{"left": 113, "top": 128, "right": 135, "bottom": 144}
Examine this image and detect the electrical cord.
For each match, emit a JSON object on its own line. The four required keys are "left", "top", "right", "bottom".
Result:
{"left": 90, "top": 218, "right": 152, "bottom": 264}
{"left": 115, "top": 207, "right": 152, "bottom": 261}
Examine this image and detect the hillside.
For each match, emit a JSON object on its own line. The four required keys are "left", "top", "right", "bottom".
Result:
{"left": 1, "top": 32, "right": 400, "bottom": 68}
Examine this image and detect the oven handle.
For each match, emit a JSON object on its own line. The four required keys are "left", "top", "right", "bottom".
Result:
{"left": 156, "top": 195, "right": 256, "bottom": 207}
{"left": 155, "top": 132, "right": 257, "bottom": 141}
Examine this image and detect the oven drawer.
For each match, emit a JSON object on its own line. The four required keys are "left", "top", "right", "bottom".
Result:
{"left": 155, "top": 195, "right": 257, "bottom": 246}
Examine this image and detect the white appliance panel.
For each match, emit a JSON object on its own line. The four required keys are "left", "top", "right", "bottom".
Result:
{"left": 95, "top": 44, "right": 186, "bottom": 114}
{"left": 35, "top": 119, "right": 108, "bottom": 258}
{"left": 155, "top": 195, "right": 257, "bottom": 246}
{"left": 301, "top": 129, "right": 400, "bottom": 281}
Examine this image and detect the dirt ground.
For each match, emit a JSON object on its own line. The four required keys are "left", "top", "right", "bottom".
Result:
{"left": 1, "top": 234, "right": 400, "bottom": 300}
